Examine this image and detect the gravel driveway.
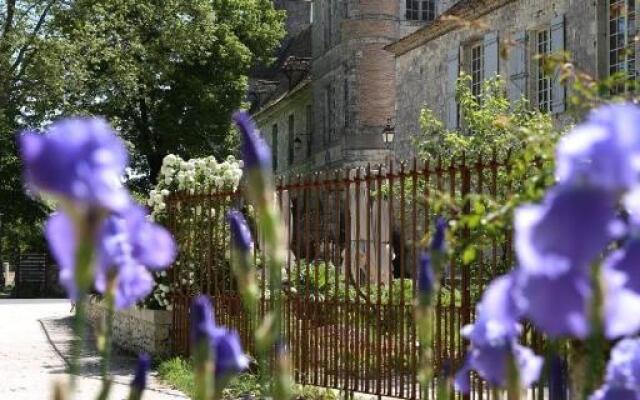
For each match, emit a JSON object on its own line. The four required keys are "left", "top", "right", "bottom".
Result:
{"left": 0, "top": 299, "right": 188, "bottom": 400}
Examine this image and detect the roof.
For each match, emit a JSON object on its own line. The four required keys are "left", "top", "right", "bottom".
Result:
{"left": 249, "top": 26, "right": 312, "bottom": 113}
{"left": 251, "top": 26, "right": 312, "bottom": 79}
{"left": 385, "top": 0, "right": 516, "bottom": 56}
{"left": 252, "top": 78, "right": 311, "bottom": 120}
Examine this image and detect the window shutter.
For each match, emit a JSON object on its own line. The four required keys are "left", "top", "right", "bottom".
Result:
{"left": 551, "top": 14, "right": 566, "bottom": 114}
{"left": 634, "top": 15, "right": 640, "bottom": 78}
{"left": 484, "top": 31, "right": 499, "bottom": 79}
{"left": 508, "top": 30, "right": 528, "bottom": 105}
{"left": 445, "top": 47, "right": 460, "bottom": 130}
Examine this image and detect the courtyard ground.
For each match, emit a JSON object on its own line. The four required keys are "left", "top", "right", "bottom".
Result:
{"left": 0, "top": 298, "right": 188, "bottom": 399}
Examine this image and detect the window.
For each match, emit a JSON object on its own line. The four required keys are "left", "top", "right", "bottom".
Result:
{"left": 608, "top": 0, "right": 637, "bottom": 91}
{"left": 288, "top": 114, "right": 295, "bottom": 166}
{"left": 306, "top": 104, "right": 313, "bottom": 157}
{"left": 344, "top": 78, "right": 350, "bottom": 128}
{"left": 325, "top": 85, "right": 335, "bottom": 141}
{"left": 536, "top": 29, "right": 553, "bottom": 112}
{"left": 271, "top": 124, "right": 278, "bottom": 171}
{"left": 470, "top": 43, "right": 485, "bottom": 98}
{"left": 324, "top": 0, "right": 333, "bottom": 49}
{"left": 406, "top": 0, "right": 436, "bottom": 22}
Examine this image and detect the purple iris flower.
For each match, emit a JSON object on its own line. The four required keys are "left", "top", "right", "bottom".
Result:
{"left": 556, "top": 103, "right": 640, "bottom": 192}
{"left": 590, "top": 338, "right": 640, "bottom": 399}
{"left": 454, "top": 275, "right": 542, "bottom": 393}
{"left": 462, "top": 274, "right": 522, "bottom": 347}
{"left": 131, "top": 353, "right": 151, "bottom": 392}
{"left": 603, "top": 268, "right": 640, "bottom": 339}
{"left": 455, "top": 342, "right": 543, "bottom": 394}
{"left": 602, "top": 242, "right": 640, "bottom": 338}
{"left": 515, "top": 268, "right": 591, "bottom": 338}
{"left": 227, "top": 210, "right": 253, "bottom": 252}
{"left": 211, "top": 329, "right": 250, "bottom": 377}
{"left": 190, "top": 296, "right": 249, "bottom": 378}
{"left": 233, "top": 111, "right": 272, "bottom": 171}
{"left": 515, "top": 185, "right": 615, "bottom": 277}
{"left": 590, "top": 386, "right": 640, "bottom": 400}
{"left": 19, "top": 118, "right": 130, "bottom": 212}
{"left": 430, "top": 217, "right": 447, "bottom": 253}
{"left": 191, "top": 295, "right": 218, "bottom": 346}
{"left": 605, "top": 238, "right": 640, "bottom": 294}
{"left": 46, "top": 205, "right": 176, "bottom": 308}
{"left": 604, "top": 338, "right": 640, "bottom": 390}
{"left": 417, "top": 252, "right": 434, "bottom": 298}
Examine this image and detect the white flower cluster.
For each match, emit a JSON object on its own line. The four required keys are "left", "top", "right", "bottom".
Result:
{"left": 151, "top": 271, "right": 172, "bottom": 310}
{"left": 147, "top": 154, "right": 243, "bottom": 218}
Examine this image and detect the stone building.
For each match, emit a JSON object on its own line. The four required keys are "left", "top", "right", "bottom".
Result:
{"left": 386, "top": 0, "right": 635, "bottom": 157}
{"left": 252, "top": 0, "right": 461, "bottom": 175}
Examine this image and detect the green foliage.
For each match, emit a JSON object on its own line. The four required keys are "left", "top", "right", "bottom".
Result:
{"left": 158, "top": 357, "right": 196, "bottom": 397}
{"left": 51, "top": 0, "right": 285, "bottom": 187}
{"left": 283, "top": 260, "right": 415, "bottom": 306}
{"left": 416, "top": 73, "right": 558, "bottom": 166}
{"left": 412, "top": 74, "right": 561, "bottom": 267}
{"left": 0, "top": 1, "right": 67, "bottom": 254}
{"left": 157, "top": 357, "right": 337, "bottom": 400}
{"left": 0, "top": 0, "right": 285, "bottom": 253}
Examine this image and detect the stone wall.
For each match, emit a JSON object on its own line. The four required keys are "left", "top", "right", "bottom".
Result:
{"left": 86, "top": 299, "right": 172, "bottom": 357}
{"left": 254, "top": 81, "right": 313, "bottom": 176}
{"left": 392, "top": 0, "right": 600, "bottom": 158}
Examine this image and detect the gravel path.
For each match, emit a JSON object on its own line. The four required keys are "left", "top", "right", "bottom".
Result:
{"left": 0, "top": 299, "right": 188, "bottom": 400}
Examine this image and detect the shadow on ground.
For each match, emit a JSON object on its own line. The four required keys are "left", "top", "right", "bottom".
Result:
{"left": 39, "top": 316, "right": 143, "bottom": 383}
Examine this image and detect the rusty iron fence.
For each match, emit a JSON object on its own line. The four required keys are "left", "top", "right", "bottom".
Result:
{"left": 167, "top": 156, "right": 547, "bottom": 399}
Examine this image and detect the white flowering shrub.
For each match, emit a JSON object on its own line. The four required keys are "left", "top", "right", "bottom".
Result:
{"left": 147, "top": 154, "right": 243, "bottom": 218}
{"left": 145, "top": 154, "right": 243, "bottom": 310}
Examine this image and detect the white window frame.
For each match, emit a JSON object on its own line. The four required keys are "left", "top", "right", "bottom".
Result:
{"left": 405, "top": 0, "right": 436, "bottom": 22}
{"left": 470, "top": 42, "right": 485, "bottom": 98}
{"left": 608, "top": 0, "right": 637, "bottom": 90}
{"left": 535, "top": 28, "right": 553, "bottom": 113}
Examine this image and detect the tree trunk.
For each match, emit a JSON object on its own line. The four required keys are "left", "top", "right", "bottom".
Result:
{"left": 148, "top": 152, "right": 165, "bottom": 186}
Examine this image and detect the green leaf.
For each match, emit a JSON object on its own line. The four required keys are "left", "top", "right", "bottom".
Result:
{"left": 463, "top": 246, "right": 477, "bottom": 265}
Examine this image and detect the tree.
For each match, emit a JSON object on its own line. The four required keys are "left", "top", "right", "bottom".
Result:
{"left": 0, "top": 0, "right": 284, "bottom": 253}
{"left": 52, "top": 0, "right": 285, "bottom": 185}
{"left": 0, "top": 0, "right": 72, "bottom": 254}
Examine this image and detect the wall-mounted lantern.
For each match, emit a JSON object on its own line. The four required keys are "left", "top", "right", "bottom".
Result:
{"left": 382, "top": 118, "right": 395, "bottom": 149}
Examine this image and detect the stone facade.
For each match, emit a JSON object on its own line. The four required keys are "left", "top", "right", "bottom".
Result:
{"left": 253, "top": 79, "right": 313, "bottom": 175}
{"left": 252, "top": 1, "right": 462, "bottom": 175}
{"left": 308, "top": 0, "right": 435, "bottom": 170}
{"left": 388, "top": 0, "right": 614, "bottom": 158}
{"left": 86, "top": 299, "right": 172, "bottom": 357}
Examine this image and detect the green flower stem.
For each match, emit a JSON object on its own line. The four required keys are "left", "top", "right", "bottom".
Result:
{"left": 436, "top": 375, "right": 451, "bottom": 400}
{"left": 126, "top": 388, "right": 142, "bottom": 400}
{"left": 247, "top": 169, "right": 293, "bottom": 400}
{"left": 416, "top": 251, "right": 445, "bottom": 399}
{"left": 507, "top": 353, "right": 521, "bottom": 400}
{"left": 193, "top": 341, "right": 214, "bottom": 400}
{"left": 583, "top": 263, "right": 605, "bottom": 399}
{"left": 230, "top": 250, "right": 259, "bottom": 324}
{"left": 53, "top": 381, "right": 69, "bottom": 400}
{"left": 231, "top": 249, "right": 262, "bottom": 384}
{"left": 99, "top": 272, "right": 116, "bottom": 393}
{"left": 98, "top": 380, "right": 113, "bottom": 400}
{"left": 69, "top": 232, "right": 95, "bottom": 389}
{"left": 416, "top": 300, "right": 435, "bottom": 399}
